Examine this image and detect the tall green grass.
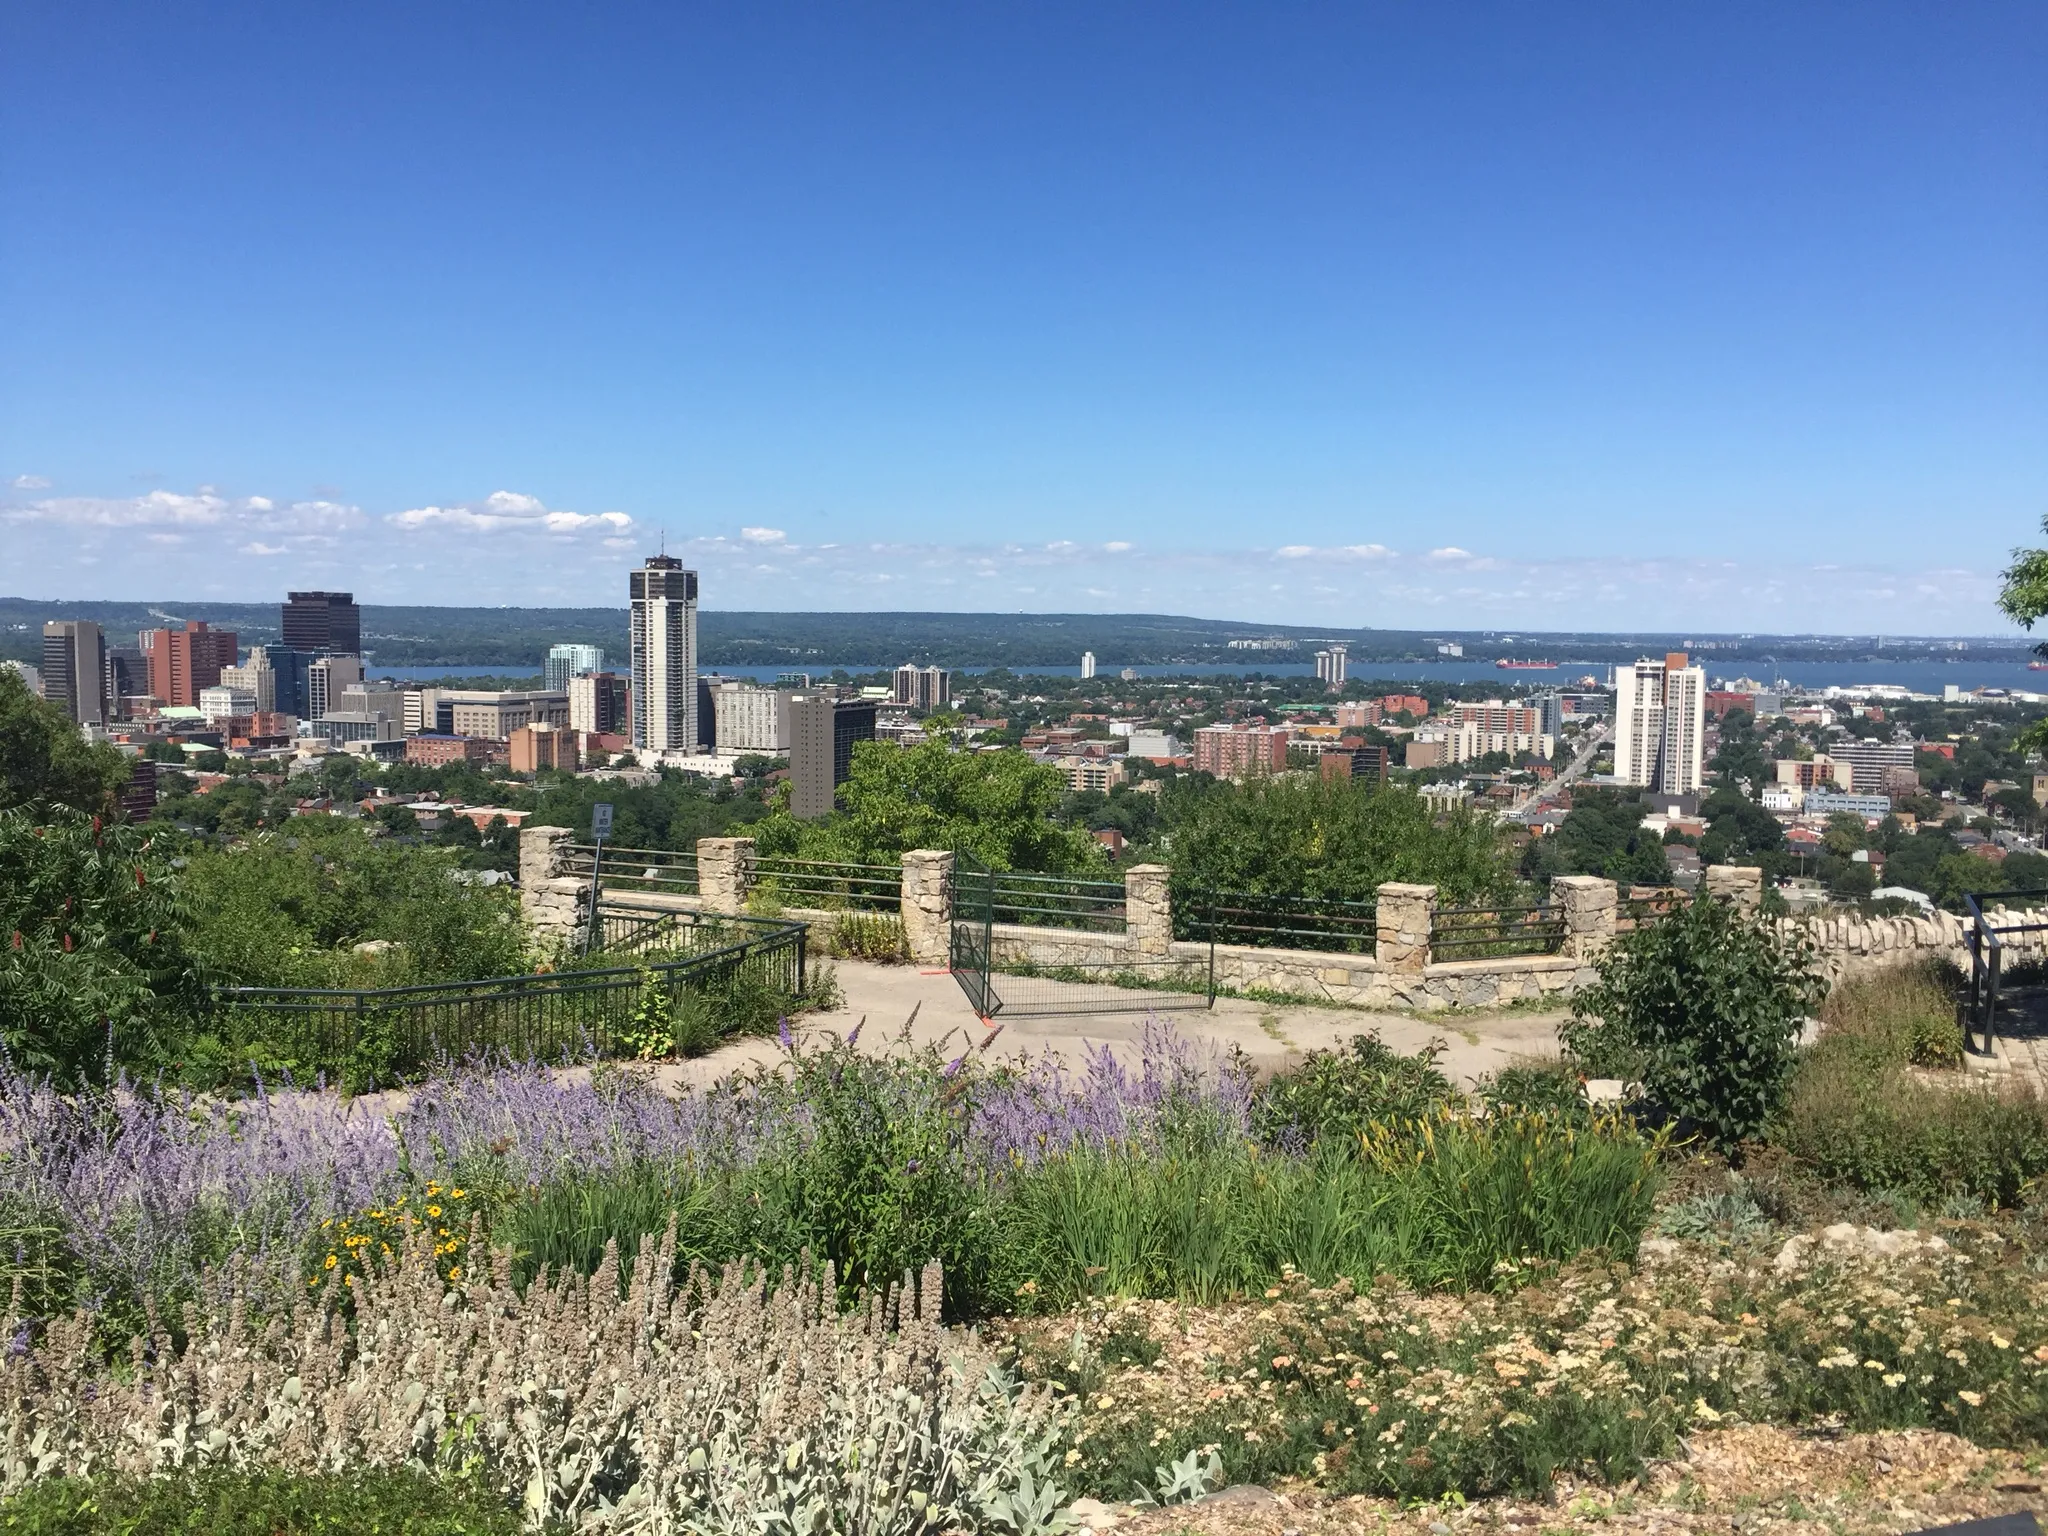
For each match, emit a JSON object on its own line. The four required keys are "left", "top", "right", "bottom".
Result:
{"left": 494, "top": 1108, "right": 1662, "bottom": 1315}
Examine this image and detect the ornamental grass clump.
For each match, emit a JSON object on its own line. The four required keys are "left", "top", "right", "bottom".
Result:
{"left": 1, "top": 1221, "right": 1073, "bottom": 1536}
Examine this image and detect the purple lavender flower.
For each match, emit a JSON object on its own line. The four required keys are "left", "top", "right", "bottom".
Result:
{"left": 941, "top": 1054, "right": 966, "bottom": 1079}
{"left": 777, "top": 1016, "right": 794, "bottom": 1051}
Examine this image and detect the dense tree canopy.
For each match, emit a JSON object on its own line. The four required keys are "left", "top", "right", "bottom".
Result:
{"left": 0, "top": 667, "right": 134, "bottom": 817}
{"left": 1521, "top": 788, "right": 1670, "bottom": 887}
{"left": 753, "top": 740, "right": 1105, "bottom": 873}
{"left": 1166, "top": 774, "right": 1517, "bottom": 905}
{"left": 0, "top": 808, "right": 208, "bottom": 1085}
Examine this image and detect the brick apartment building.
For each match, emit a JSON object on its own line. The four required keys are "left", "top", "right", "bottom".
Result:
{"left": 1192, "top": 723, "right": 1289, "bottom": 779}
{"left": 140, "top": 620, "right": 238, "bottom": 708}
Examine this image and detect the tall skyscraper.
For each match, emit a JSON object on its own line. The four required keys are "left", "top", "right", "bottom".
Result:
{"left": 629, "top": 556, "right": 698, "bottom": 751}
{"left": 1315, "top": 644, "right": 1348, "bottom": 686}
{"left": 139, "top": 620, "right": 238, "bottom": 708}
{"left": 543, "top": 643, "right": 606, "bottom": 691}
{"left": 282, "top": 592, "right": 361, "bottom": 655}
{"left": 40, "top": 621, "right": 107, "bottom": 726}
{"left": 1613, "top": 653, "right": 1705, "bottom": 794}
{"left": 1080, "top": 651, "right": 1097, "bottom": 679}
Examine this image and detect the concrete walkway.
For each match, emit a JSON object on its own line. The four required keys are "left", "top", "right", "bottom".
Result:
{"left": 646, "top": 959, "right": 1568, "bottom": 1092}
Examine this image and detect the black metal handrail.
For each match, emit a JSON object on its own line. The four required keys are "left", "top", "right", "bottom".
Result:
{"left": 1964, "top": 888, "right": 2048, "bottom": 1058}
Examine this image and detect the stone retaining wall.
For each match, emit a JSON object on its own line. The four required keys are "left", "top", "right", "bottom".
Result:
{"left": 517, "top": 826, "right": 2029, "bottom": 1010}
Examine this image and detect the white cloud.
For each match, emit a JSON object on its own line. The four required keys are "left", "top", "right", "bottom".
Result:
{"left": 387, "top": 491, "right": 632, "bottom": 536}
{"left": 1428, "top": 546, "right": 1473, "bottom": 562}
{"left": 740, "top": 526, "right": 787, "bottom": 544}
{"left": 1341, "top": 543, "right": 1394, "bottom": 559}
{"left": 11, "top": 475, "right": 50, "bottom": 490}
{"left": 1104, "top": 541, "right": 1133, "bottom": 553}
{"left": 240, "top": 542, "right": 287, "bottom": 556}
{"left": 245, "top": 496, "right": 274, "bottom": 512}
{"left": 1274, "top": 545, "right": 1315, "bottom": 559}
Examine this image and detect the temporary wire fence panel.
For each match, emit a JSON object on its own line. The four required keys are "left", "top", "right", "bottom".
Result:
{"left": 752, "top": 856, "right": 902, "bottom": 911}
{"left": 565, "top": 843, "right": 699, "bottom": 895}
{"left": 1431, "top": 904, "right": 1568, "bottom": 959}
{"left": 1180, "top": 888, "right": 1379, "bottom": 953}
{"left": 209, "top": 917, "right": 806, "bottom": 1080}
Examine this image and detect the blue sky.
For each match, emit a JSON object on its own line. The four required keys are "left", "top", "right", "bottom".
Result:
{"left": 2, "top": 2, "right": 2043, "bottom": 631}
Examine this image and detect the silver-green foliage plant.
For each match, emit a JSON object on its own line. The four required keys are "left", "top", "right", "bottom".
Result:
{"left": 0, "top": 1221, "right": 1073, "bottom": 1536}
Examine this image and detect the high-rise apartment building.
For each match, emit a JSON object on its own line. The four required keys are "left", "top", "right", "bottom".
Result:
{"left": 40, "top": 621, "right": 107, "bottom": 727}
{"left": 1452, "top": 700, "right": 1541, "bottom": 736}
{"left": 1192, "top": 724, "right": 1290, "bottom": 780}
{"left": 567, "top": 672, "right": 630, "bottom": 736}
{"left": 543, "top": 643, "right": 606, "bottom": 692}
{"left": 890, "top": 663, "right": 950, "bottom": 711}
{"left": 282, "top": 592, "right": 361, "bottom": 656}
{"left": 1613, "top": 653, "right": 1705, "bottom": 794}
{"left": 711, "top": 680, "right": 791, "bottom": 754}
{"left": 789, "top": 694, "right": 876, "bottom": 818}
{"left": 1080, "top": 651, "right": 1097, "bottom": 680}
{"left": 1829, "top": 740, "right": 1917, "bottom": 795}
{"left": 629, "top": 557, "right": 698, "bottom": 752}
{"left": 304, "top": 653, "right": 364, "bottom": 720}
{"left": 139, "top": 620, "right": 238, "bottom": 708}
{"left": 1315, "top": 644, "right": 1348, "bottom": 686}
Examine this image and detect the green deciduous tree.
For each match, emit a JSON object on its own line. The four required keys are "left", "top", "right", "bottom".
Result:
{"left": 1166, "top": 774, "right": 1516, "bottom": 905}
{"left": 0, "top": 808, "right": 209, "bottom": 1084}
{"left": 754, "top": 740, "right": 1104, "bottom": 872}
{"left": 1561, "top": 895, "right": 1824, "bottom": 1151}
{"left": 0, "top": 666, "right": 134, "bottom": 817}
{"left": 2001, "top": 516, "right": 2048, "bottom": 753}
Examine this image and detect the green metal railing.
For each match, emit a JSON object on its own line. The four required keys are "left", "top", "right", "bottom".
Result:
{"left": 208, "top": 913, "right": 806, "bottom": 1080}
{"left": 988, "top": 871, "right": 1128, "bottom": 933}
{"left": 1431, "top": 904, "right": 1567, "bottom": 959}
{"left": 565, "top": 843, "right": 698, "bottom": 895}
{"left": 751, "top": 856, "right": 902, "bottom": 911}
{"left": 1180, "top": 888, "right": 1380, "bottom": 953}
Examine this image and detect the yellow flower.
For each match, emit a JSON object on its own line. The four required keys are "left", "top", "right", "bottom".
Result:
{"left": 324, "top": 1253, "right": 338, "bottom": 1269}
{"left": 427, "top": 1205, "right": 442, "bottom": 1218}
{"left": 448, "top": 1267, "right": 460, "bottom": 1281}
{"left": 451, "top": 1188, "right": 466, "bottom": 1199}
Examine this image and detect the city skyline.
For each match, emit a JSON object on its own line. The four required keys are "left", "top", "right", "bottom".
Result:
{"left": 2, "top": 6, "right": 2041, "bottom": 632}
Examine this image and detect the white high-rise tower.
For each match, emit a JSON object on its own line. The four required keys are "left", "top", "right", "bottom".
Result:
{"left": 1612, "top": 652, "right": 1705, "bottom": 794}
{"left": 630, "top": 556, "right": 698, "bottom": 752}
{"left": 1080, "top": 651, "right": 1097, "bottom": 679}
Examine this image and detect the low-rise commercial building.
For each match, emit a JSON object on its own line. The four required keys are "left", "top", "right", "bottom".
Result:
{"left": 442, "top": 690, "right": 570, "bottom": 740}
{"left": 404, "top": 733, "right": 491, "bottom": 768}
{"left": 509, "top": 722, "right": 578, "bottom": 773}
{"left": 1804, "top": 791, "right": 1893, "bottom": 821}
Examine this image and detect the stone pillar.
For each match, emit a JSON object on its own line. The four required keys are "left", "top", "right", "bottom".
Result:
{"left": 1705, "top": 864, "right": 1763, "bottom": 914}
{"left": 1124, "top": 864, "right": 1173, "bottom": 958}
{"left": 519, "top": 825, "right": 589, "bottom": 949}
{"left": 1551, "top": 875, "right": 1618, "bottom": 960}
{"left": 899, "top": 850, "right": 954, "bottom": 965}
{"left": 1376, "top": 883, "right": 1436, "bottom": 973}
{"left": 696, "top": 836, "right": 756, "bottom": 915}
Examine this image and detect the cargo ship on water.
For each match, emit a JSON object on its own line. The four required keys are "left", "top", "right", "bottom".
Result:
{"left": 1495, "top": 659, "right": 1559, "bottom": 670}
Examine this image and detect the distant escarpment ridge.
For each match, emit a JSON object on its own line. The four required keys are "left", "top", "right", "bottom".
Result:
{"left": 0, "top": 598, "right": 2024, "bottom": 670}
